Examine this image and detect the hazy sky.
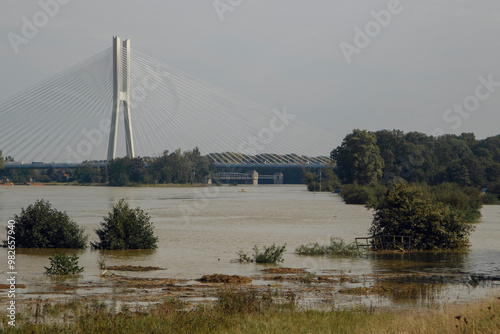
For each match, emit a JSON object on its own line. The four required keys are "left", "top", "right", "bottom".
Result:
{"left": 2, "top": 0, "right": 500, "bottom": 147}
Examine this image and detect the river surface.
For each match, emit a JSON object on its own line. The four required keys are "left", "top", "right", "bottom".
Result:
{"left": 1, "top": 185, "right": 499, "bottom": 307}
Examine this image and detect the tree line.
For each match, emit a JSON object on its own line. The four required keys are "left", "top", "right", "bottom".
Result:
{"left": 307, "top": 129, "right": 500, "bottom": 200}
{"left": 0, "top": 148, "right": 215, "bottom": 186}
{"left": 105, "top": 148, "right": 214, "bottom": 186}
{"left": 333, "top": 129, "right": 500, "bottom": 190}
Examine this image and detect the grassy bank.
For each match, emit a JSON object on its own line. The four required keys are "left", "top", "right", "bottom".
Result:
{"left": 2, "top": 291, "right": 499, "bottom": 333}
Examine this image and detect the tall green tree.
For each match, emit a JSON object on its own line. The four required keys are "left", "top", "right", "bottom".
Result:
{"left": 0, "top": 150, "right": 3, "bottom": 169}
{"left": 331, "top": 129, "right": 384, "bottom": 185}
{"left": 373, "top": 129, "right": 405, "bottom": 181}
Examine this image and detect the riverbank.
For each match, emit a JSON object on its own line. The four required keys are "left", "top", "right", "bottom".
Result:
{"left": 2, "top": 286, "right": 499, "bottom": 333}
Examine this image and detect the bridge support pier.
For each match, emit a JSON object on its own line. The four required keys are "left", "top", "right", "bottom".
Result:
{"left": 107, "top": 36, "right": 135, "bottom": 161}
{"left": 249, "top": 170, "right": 258, "bottom": 185}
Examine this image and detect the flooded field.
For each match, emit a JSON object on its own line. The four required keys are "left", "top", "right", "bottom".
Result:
{"left": 0, "top": 185, "right": 499, "bottom": 310}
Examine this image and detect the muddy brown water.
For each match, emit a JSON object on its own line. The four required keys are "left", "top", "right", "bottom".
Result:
{"left": 1, "top": 185, "right": 499, "bottom": 308}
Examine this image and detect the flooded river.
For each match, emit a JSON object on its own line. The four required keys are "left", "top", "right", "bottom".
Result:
{"left": 1, "top": 185, "right": 499, "bottom": 308}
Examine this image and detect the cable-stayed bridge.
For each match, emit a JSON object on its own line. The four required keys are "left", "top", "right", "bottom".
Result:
{"left": 0, "top": 37, "right": 336, "bottom": 168}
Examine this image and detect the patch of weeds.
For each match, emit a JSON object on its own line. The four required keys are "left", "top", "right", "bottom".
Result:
{"left": 236, "top": 243, "right": 287, "bottom": 264}
{"left": 295, "top": 237, "right": 362, "bottom": 256}
{"left": 120, "top": 303, "right": 131, "bottom": 313}
{"left": 216, "top": 287, "right": 296, "bottom": 314}
{"left": 236, "top": 250, "right": 253, "bottom": 263}
{"left": 216, "top": 288, "right": 260, "bottom": 313}
{"left": 301, "top": 272, "right": 316, "bottom": 284}
{"left": 254, "top": 244, "right": 286, "bottom": 263}
{"left": 86, "top": 300, "right": 107, "bottom": 315}
{"left": 155, "top": 298, "right": 186, "bottom": 314}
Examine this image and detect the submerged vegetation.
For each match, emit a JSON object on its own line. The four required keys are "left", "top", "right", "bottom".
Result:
{"left": 5, "top": 199, "right": 87, "bottom": 249}
{"left": 338, "top": 181, "right": 483, "bottom": 224}
{"left": 3, "top": 199, "right": 158, "bottom": 251}
{"left": 370, "top": 182, "right": 475, "bottom": 250}
{"left": 237, "top": 244, "right": 287, "bottom": 263}
{"left": 44, "top": 253, "right": 83, "bottom": 275}
{"left": 91, "top": 199, "right": 158, "bottom": 250}
{"left": 295, "top": 237, "right": 361, "bottom": 256}
{"left": 303, "top": 129, "right": 500, "bottom": 251}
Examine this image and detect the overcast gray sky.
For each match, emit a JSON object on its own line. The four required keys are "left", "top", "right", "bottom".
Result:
{"left": 1, "top": 0, "right": 500, "bottom": 147}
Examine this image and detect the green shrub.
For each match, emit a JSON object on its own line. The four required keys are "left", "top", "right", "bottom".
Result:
{"left": 44, "top": 253, "right": 83, "bottom": 275}
{"left": 91, "top": 199, "right": 158, "bottom": 250}
{"left": 305, "top": 168, "right": 341, "bottom": 192}
{"left": 6, "top": 200, "right": 87, "bottom": 248}
{"left": 370, "top": 182, "right": 475, "bottom": 250}
{"left": 295, "top": 237, "right": 361, "bottom": 256}
{"left": 430, "top": 183, "right": 482, "bottom": 222}
{"left": 253, "top": 244, "right": 286, "bottom": 263}
{"left": 482, "top": 193, "right": 500, "bottom": 205}
{"left": 340, "top": 182, "right": 387, "bottom": 206}
{"left": 236, "top": 244, "right": 287, "bottom": 263}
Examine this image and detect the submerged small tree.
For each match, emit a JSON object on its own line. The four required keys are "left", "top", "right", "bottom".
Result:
{"left": 44, "top": 253, "right": 84, "bottom": 275}
{"left": 91, "top": 199, "right": 158, "bottom": 250}
{"left": 370, "top": 182, "right": 475, "bottom": 250}
{"left": 8, "top": 200, "right": 87, "bottom": 248}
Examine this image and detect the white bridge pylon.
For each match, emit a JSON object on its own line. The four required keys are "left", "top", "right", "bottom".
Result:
{"left": 0, "top": 36, "right": 339, "bottom": 163}
{"left": 108, "top": 36, "right": 134, "bottom": 161}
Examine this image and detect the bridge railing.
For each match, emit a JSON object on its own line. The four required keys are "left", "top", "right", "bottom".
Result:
{"left": 355, "top": 235, "right": 412, "bottom": 251}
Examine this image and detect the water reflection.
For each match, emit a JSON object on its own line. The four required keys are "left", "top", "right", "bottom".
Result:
{"left": 97, "top": 249, "right": 157, "bottom": 260}
{"left": 16, "top": 248, "right": 86, "bottom": 257}
{"left": 369, "top": 252, "right": 469, "bottom": 274}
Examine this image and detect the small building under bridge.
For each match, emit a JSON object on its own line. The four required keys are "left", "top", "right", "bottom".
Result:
{"left": 209, "top": 170, "right": 283, "bottom": 185}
